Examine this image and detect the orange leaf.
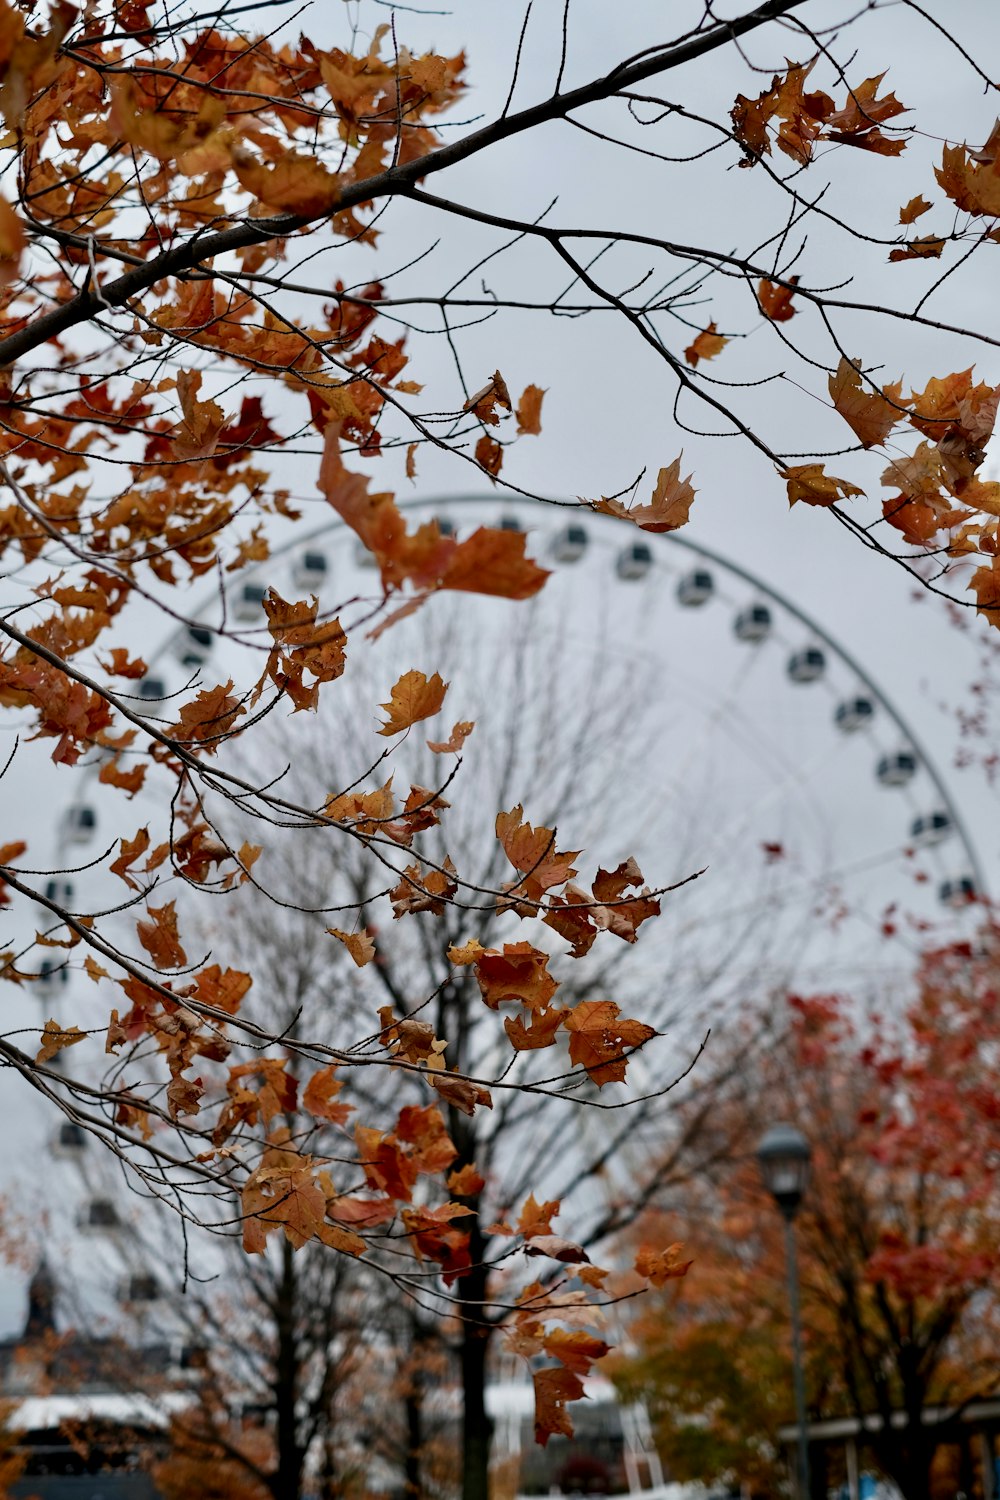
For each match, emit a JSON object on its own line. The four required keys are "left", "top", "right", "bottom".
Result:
{"left": 0, "top": 193, "right": 25, "bottom": 286}
{"left": 828, "top": 358, "right": 904, "bottom": 448}
{"left": 37, "top": 1018, "right": 86, "bottom": 1064}
{"left": 232, "top": 147, "right": 341, "bottom": 216}
{"left": 303, "top": 1064, "right": 353, "bottom": 1126}
{"left": 463, "top": 370, "right": 511, "bottom": 426}
{"left": 543, "top": 1328, "right": 610, "bottom": 1374}
{"left": 378, "top": 670, "right": 448, "bottom": 736}
{"left": 899, "top": 194, "right": 932, "bottom": 225}
{"left": 438, "top": 527, "right": 549, "bottom": 600}
{"left": 504, "top": 1007, "right": 567, "bottom": 1051}
{"left": 473, "top": 942, "right": 558, "bottom": 1012}
{"left": 635, "top": 1242, "right": 693, "bottom": 1286}
{"left": 475, "top": 434, "right": 503, "bottom": 479}
{"left": 447, "top": 1163, "right": 485, "bottom": 1196}
{"left": 427, "top": 720, "right": 474, "bottom": 754}
{"left": 515, "top": 384, "right": 545, "bottom": 435}
{"left": 971, "top": 556, "right": 1000, "bottom": 627}
{"left": 889, "top": 235, "right": 946, "bottom": 263}
{"left": 782, "top": 464, "right": 864, "bottom": 508}
{"left": 592, "top": 455, "right": 696, "bottom": 533}
{"left": 136, "top": 901, "right": 187, "bottom": 970}
{"left": 533, "top": 1367, "right": 585, "bottom": 1446}
{"left": 563, "top": 1000, "right": 656, "bottom": 1087}
{"left": 684, "top": 322, "right": 729, "bottom": 367}
{"left": 757, "top": 276, "right": 799, "bottom": 321}
{"left": 327, "top": 927, "right": 376, "bottom": 967}
{"left": 518, "top": 1194, "right": 560, "bottom": 1239}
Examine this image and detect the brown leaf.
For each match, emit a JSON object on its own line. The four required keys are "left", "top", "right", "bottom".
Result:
{"left": 524, "top": 1234, "right": 591, "bottom": 1264}
{"left": 533, "top": 1367, "right": 585, "bottom": 1446}
{"left": 463, "top": 370, "right": 511, "bottom": 426}
{"left": 634, "top": 1242, "right": 693, "bottom": 1286}
{"left": 684, "top": 322, "right": 729, "bottom": 367}
{"left": 782, "top": 464, "right": 864, "bottom": 508}
{"left": 828, "top": 358, "right": 904, "bottom": 448}
{"left": 475, "top": 434, "right": 503, "bottom": 479}
{"left": 37, "top": 1019, "right": 86, "bottom": 1064}
{"left": 427, "top": 720, "right": 474, "bottom": 754}
{"left": 563, "top": 1000, "right": 656, "bottom": 1087}
{"left": 899, "top": 194, "right": 932, "bottom": 225}
{"left": 303, "top": 1064, "right": 353, "bottom": 1126}
{"left": 515, "top": 384, "right": 545, "bottom": 435}
{"left": 327, "top": 928, "right": 376, "bottom": 967}
{"left": 136, "top": 901, "right": 187, "bottom": 970}
{"left": 592, "top": 456, "right": 696, "bottom": 533}
{"left": 378, "top": 670, "right": 448, "bottom": 736}
{"left": 889, "top": 235, "right": 946, "bottom": 263}
{"left": 757, "top": 276, "right": 799, "bottom": 321}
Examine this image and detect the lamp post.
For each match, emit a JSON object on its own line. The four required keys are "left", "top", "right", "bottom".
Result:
{"left": 758, "top": 1123, "right": 812, "bottom": 1500}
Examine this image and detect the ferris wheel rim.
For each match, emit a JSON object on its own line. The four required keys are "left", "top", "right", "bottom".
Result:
{"left": 167, "top": 488, "right": 987, "bottom": 900}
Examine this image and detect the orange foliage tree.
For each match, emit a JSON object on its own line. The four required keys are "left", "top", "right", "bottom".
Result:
{"left": 619, "top": 927, "right": 1000, "bottom": 1500}
{"left": 1, "top": 0, "right": 1000, "bottom": 1476}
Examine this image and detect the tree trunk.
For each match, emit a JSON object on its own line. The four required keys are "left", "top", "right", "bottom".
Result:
{"left": 404, "top": 1315, "right": 428, "bottom": 1498}
{"left": 460, "top": 1258, "right": 494, "bottom": 1500}
{"left": 271, "top": 1239, "right": 304, "bottom": 1500}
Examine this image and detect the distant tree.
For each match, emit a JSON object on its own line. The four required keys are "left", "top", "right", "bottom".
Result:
{"left": 617, "top": 924, "right": 1000, "bottom": 1500}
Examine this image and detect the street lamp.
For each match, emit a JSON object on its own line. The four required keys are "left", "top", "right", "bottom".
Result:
{"left": 758, "top": 1123, "right": 812, "bottom": 1500}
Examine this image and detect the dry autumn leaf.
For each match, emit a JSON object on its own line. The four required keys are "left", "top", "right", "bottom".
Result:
{"left": 782, "top": 464, "right": 865, "bottom": 508}
{"left": 828, "top": 357, "right": 905, "bottom": 448}
{"left": 37, "top": 1019, "right": 86, "bottom": 1065}
{"left": 327, "top": 928, "right": 376, "bottom": 967}
{"left": 684, "top": 322, "right": 729, "bottom": 366}
{"left": 757, "top": 276, "right": 799, "bottom": 321}
{"left": 378, "top": 670, "right": 448, "bottom": 736}
{"left": 592, "top": 456, "right": 696, "bottom": 533}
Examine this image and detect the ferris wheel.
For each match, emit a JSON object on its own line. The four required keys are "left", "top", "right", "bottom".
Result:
{"left": 7, "top": 491, "right": 985, "bottom": 1344}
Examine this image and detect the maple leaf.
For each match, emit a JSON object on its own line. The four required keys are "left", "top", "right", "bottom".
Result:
{"left": 525, "top": 1234, "right": 590, "bottom": 1264}
{"left": 563, "top": 1000, "right": 656, "bottom": 1087}
{"left": 533, "top": 1367, "right": 585, "bottom": 1446}
{"left": 470, "top": 943, "right": 559, "bottom": 1012}
{"left": 302, "top": 1064, "right": 353, "bottom": 1126}
{"left": 463, "top": 370, "right": 512, "bottom": 426}
{"left": 889, "top": 236, "right": 946, "bottom": 263}
{"left": 427, "top": 720, "right": 474, "bottom": 754}
{"left": 0, "top": 194, "right": 25, "bottom": 286}
{"left": 970, "top": 556, "right": 1000, "bottom": 627}
{"left": 475, "top": 434, "right": 503, "bottom": 479}
{"left": 828, "top": 358, "right": 904, "bottom": 448}
{"left": 136, "top": 902, "right": 187, "bottom": 970}
{"left": 757, "top": 276, "right": 799, "bottom": 321}
{"left": 635, "top": 1242, "right": 693, "bottom": 1286}
{"left": 232, "top": 147, "right": 342, "bottom": 216}
{"left": 439, "top": 529, "right": 550, "bottom": 600}
{"left": 378, "top": 670, "right": 448, "bottom": 736}
{"left": 518, "top": 1194, "right": 560, "bottom": 1239}
{"left": 684, "top": 322, "right": 729, "bottom": 367}
{"left": 169, "top": 681, "right": 245, "bottom": 753}
{"left": 504, "top": 1007, "right": 567, "bottom": 1051}
{"left": 782, "top": 464, "right": 864, "bottom": 508}
{"left": 899, "top": 195, "right": 933, "bottom": 224}
{"left": 429, "top": 1072, "right": 494, "bottom": 1116}
{"left": 592, "top": 455, "right": 696, "bottom": 533}
{"left": 544, "top": 1328, "right": 610, "bottom": 1375}
{"left": 936, "top": 141, "right": 1000, "bottom": 218}
{"left": 388, "top": 859, "right": 457, "bottom": 917}
{"left": 37, "top": 1019, "right": 86, "bottom": 1065}
{"left": 447, "top": 1163, "right": 485, "bottom": 1196}
{"left": 327, "top": 928, "right": 376, "bottom": 967}
{"left": 516, "top": 384, "right": 545, "bottom": 435}
{"left": 0, "top": 840, "right": 26, "bottom": 908}
{"left": 496, "top": 805, "right": 579, "bottom": 895}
